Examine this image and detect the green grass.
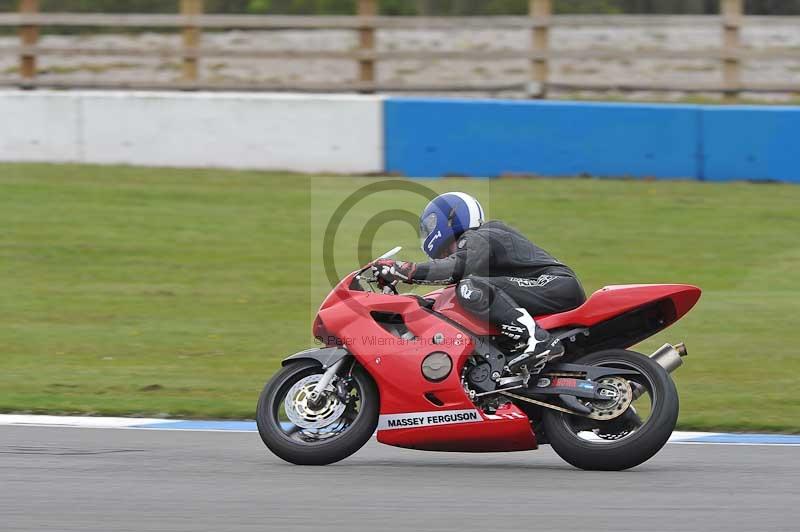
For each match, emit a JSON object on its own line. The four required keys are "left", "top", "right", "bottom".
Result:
{"left": 1, "top": 163, "right": 799, "bottom": 432}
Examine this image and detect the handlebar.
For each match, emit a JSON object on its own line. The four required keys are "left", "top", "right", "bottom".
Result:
{"left": 355, "top": 265, "right": 399, "bottom": 295}
{"left": 354, "top": 246, "right": 403, "bottom": 295}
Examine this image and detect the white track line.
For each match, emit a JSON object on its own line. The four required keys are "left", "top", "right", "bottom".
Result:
{"left": 0, "top": 414, "right": 174, "bottom": 429}
{"left": 1, "top": 415, "right": 798, "bottom": 446}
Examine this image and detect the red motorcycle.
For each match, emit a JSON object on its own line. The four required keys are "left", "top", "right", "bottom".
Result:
{"left": 257, "top": 248, "right": 701, "bottom": 470}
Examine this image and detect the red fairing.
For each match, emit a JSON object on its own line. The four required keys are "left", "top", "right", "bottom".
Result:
{"left": 537, "top": 284, "right": 701, "bottom": 329}
{"left": 428, "top": 283, "right": 701, "bottom": 332}
{"left": 319, "top": 283, "right": 476, "bottom": 416}
{"left": 430, "top": 286, "right": 499, "bottom": 335}
{"left": 377, "top": 403, "right": 537, "bottom": 452}
{"left": 315, "top": 271, "right": 536, "bottom": 452}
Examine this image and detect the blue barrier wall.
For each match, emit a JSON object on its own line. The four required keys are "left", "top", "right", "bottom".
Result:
{"left": 702, "top": 106, "right": 800, "bottom": 183}
{"left": 384, "top": 98, "right": 799, "bottom": 183}
{"left": 385, "top": 99, "right": 701, "bottom": 179}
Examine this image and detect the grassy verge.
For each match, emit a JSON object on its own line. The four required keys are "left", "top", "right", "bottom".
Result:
{"left": 1, "top": 163, "right": 798, "bottom": 431}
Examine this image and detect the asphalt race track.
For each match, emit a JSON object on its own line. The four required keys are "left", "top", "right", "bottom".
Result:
{"left": 2, "top": 425, "right": 799, "bottom": 532}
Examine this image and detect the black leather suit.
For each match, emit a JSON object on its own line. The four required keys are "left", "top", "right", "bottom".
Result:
{"left": 414, "top": 221, "right": 586, "bottom": 346}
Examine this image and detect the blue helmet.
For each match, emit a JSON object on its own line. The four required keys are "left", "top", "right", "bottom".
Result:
{"left": 419, "top": 192, "right": 485, "bottom": 259}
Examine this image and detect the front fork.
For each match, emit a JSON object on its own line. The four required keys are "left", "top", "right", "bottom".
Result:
{"left": 307, "top": 358, "right": 346, "bottom": 406}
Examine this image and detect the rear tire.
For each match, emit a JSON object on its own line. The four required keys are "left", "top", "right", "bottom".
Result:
{"left": 543, "top": 349, "right": 679, "bottom": 471}
{"left": 256, "top": 360, "right": 379, "bottom": 465}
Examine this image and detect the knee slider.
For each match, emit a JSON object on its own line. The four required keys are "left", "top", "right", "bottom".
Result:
{"left": 457, "top": 279, "right": 491, "bottom": 312}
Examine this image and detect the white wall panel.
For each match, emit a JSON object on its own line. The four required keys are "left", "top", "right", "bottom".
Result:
{"left": 0, "top": 91, "right": 81, "bottom": 163}
{"left": 0, "top": 90, "right": 384, "bottom": 173}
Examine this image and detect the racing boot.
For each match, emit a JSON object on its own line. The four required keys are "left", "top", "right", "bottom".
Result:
{"left": 502, "top": 308, "right": 564, "bottom": 375}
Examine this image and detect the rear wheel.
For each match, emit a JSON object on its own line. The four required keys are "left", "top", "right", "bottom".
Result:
{"left": 256, "top": 359, "right": 379, "bottom": 465}
{"left": 543, "top": 349, "right": 678, "bottom": 471}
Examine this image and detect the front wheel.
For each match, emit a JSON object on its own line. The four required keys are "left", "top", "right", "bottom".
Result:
{"left": 543, "top": 349, "right": 679, "bottom": 471}
{"left": 256, "top": 359, "right": 379, "bottom": 465}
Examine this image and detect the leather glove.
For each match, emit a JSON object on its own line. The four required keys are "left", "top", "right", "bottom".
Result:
{"left": 372, "top": 259, "right": 417, "bottom": 287}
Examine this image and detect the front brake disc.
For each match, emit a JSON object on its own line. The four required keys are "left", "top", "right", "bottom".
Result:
{"left": 283, "top": 375, "right": 346, "bottom": 429}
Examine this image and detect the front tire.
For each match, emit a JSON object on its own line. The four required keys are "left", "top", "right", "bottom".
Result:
{"left": 256, "top": 359, "right": 379, "bottom": 465}
{"left": 543, "top": 349, "right": 679, "bottom": 471}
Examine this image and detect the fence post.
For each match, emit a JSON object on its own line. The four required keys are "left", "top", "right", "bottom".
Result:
{"left": 357, "top": 0, "right": 377, "bottom": 92}
{"left": 18, "top": 0, "right": 39, "bottom": 87}
{"left": 721, "top": 0, "right": 742, "bottom": 102}
{"left": 529, "top": 0, "right": 551, "bottom": 98}
{"left": 180, "top": 0, "right": 203, "bottom": 83}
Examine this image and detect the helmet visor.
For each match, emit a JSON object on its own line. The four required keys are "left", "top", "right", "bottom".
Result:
{"left": 420, "top": 212, "right": 437, "bottom": 239}
{"left": 419, "top": 212, "right": 438, "bottom": 254}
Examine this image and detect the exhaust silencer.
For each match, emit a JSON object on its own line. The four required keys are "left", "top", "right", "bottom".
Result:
{"left": 650, "top": 342, "right": 688, "bottom": 374}
{"left": 629, "top": 343, "right": 688, "bottom": 399}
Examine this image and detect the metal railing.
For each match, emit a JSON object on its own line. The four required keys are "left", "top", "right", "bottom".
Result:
{"left": 1, "top": 0, "right": 798, "bottom": 98}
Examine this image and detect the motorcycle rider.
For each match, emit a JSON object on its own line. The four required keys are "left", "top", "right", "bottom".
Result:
{"left": 372, "top": 192, "right": 586, "bottom": 374}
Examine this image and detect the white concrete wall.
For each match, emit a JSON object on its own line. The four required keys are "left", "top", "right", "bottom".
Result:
{"left": 0, "top": 91, "right": 82, "bottom": 163}
{"left": 0, "top": 91, "right": 384, "bottom": 173}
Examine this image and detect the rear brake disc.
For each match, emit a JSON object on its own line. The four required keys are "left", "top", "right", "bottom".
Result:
{"left": 586, "top": 376, "right": 633, "bottom": 421}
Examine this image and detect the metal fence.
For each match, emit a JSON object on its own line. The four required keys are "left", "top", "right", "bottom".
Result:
{"left": 1, "top": 0, "right": 798, "bottom": 98}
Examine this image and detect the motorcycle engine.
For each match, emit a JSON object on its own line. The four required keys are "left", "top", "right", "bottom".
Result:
{"left": 467, "top": 362, "right": 491, "bottom": 387}
{"left": 462, "top": 343, "right": 515, "bottom": 413}
{"left": 462, "top": 357, "right": 510, "bottom": 415}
